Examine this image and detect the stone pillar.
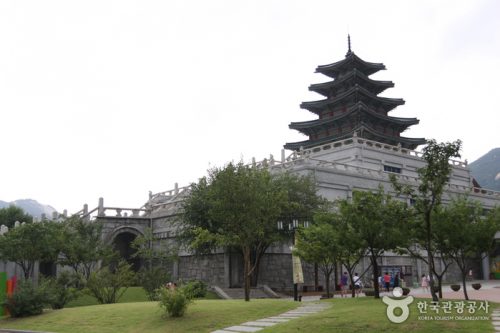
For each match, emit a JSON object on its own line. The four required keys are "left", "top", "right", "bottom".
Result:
{"left": 174, "top": 183, "right": 179, "bottom": 195}
{"left": 63, "top": 209, "right": 68, "bottom": 217}
{"left": 83, "top": 204, "right": 89, "bottom": 221}
{"left": 98, "top": 198, "right": 105, "bottom": 217}
{"left": 281, "top": 149, "right": 285, "bottom": 163}
{"left": 482, "top": 253, "right": 490, "bottom": 280}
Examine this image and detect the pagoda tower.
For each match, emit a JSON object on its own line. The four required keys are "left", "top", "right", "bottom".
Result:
{"left": 284, "top": 36, "right": 426, "bottom": 151}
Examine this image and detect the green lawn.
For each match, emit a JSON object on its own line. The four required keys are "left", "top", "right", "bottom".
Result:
{"left": 0, "top": 299, "right": 297, "bottom": 333}
{"left": 66, "top": 287, "right": 219, "bottom": 307}
{"left": 0, "top": 297, "right": 495, "bottom": 333}
{"left": 261, "top": 297, "right": 496, "bottom": 333}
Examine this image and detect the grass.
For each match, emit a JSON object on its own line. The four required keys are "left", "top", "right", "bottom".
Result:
{"left": 0, "top": 296, "right": 495, "bottom": 332}
{"left": 66, "top": 286, "right": 219, "bottom": 307}
{"left": 260, "top": 297, "right": 496, "bottom": 333}
{"left": 0, "top": 299, "right": 297, "bottom": 333}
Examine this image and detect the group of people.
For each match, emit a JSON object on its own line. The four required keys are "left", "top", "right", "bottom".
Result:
{"left": 339, "top": 272, "right": 363, "bottom": 297}
{"left": 378, "top": 272, "right": 404, "bottom": 292}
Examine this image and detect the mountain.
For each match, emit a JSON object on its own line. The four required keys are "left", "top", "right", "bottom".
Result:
{"left": 469, "top": 148, "right": 500, "bottom": 191}
{"left": 0, "top": 199, "right": 58, "bottom": 219}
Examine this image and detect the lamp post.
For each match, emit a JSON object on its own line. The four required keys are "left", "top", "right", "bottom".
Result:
{"left": 280, "top": 218, "right": 308, "bottom": 301}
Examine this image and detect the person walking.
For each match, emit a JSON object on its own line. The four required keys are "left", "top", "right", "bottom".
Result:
{"left": 394, "top": 272, "right": 400, "bottom": 288}
{"left": 421, "top": 274, "right": 429, "bottom": 292}
{"left": 383, "top": 272, "right": 391, "bottom": 292}
{"left": 353, "top": 273, "right": 362, "bottom": 296}
{"left": 340, "top": 272, "right": 349, "bottom": 298}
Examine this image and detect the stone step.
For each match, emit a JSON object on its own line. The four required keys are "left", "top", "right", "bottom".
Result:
{"left": 219, "top": 288, "right": 272, "bottom": 299}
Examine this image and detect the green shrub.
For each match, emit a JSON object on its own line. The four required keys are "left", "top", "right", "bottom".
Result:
{"left": 180, "top": 280, "right": 207, "bottom": 299}
{"left": 3, "top": 280, "right": 49, "bottom": 317}
{"left": 159, "top": 286, "right": 191, "bottom": 317}
{"left": 45, "top": 271, "right": 81, "bottom": 309}
{"left": 138, "top": 267, "right": 170, "bottom": 301}
{"left": 86, "top": 260, "right": 136, "bottom": 304}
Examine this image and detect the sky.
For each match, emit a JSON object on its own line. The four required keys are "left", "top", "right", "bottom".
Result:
{"left": 0, "top": 0, "right": 499, "bottom": 213}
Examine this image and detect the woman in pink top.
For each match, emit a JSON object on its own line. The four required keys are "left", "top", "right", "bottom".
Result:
{"left": 421, "top": 274, "right": 429, "bottom": 292}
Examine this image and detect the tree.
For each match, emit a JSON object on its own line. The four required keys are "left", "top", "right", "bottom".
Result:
{"left": 439, "top": 198, "right": 500, "bottom": 300}
{"left": 182, "top": 162, "right": 322, "bottom": 301}
{"left": 58, "top": 217, "right": 112, "bottom": 283}
{"left": 86, "top": 260, "right": 136, "bottom": 304}
{"left": 294, "top": 222, "right": 338, "bottom": 298}
{"left": 337, "top": 188, "right": 409, "bottom": 299}
{"left": 392, "top": 139, "right": 462, "bottom": 301}
{"left": 131, "top": 228, "right": 176, "bottom": 300}
{"left": 315, "top": 210, "right": 367, "bottom": 298}
{"left": 396, "top": 211, "right": 454, "bottom": 299}
{"left": 0, "top": 206, "right": 33, "bottom": 228}
{"left": 0, "top": 221, "right": 62, "bottom": 279}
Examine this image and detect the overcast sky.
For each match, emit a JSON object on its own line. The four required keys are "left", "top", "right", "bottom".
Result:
{"left": 1, "top": 0, "right": 499, "bottom": 213}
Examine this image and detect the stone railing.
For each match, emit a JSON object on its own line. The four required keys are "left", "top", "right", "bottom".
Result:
{"left": 287, "top": 135, "right": 468, "bottom": 168}
{"left": 71, "top": 139, "right": 478, "bottom": 219}
{"left": 73, "top": 198, "right": 148, "bottom": 221}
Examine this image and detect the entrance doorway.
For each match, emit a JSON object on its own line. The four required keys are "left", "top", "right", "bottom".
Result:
{"left": 113, "top": 232, "right": 141, "bottom": 272}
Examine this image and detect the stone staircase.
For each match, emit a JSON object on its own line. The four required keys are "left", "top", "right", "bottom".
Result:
{"left": 212, "top": 285, "right": 280, "bottom": 299}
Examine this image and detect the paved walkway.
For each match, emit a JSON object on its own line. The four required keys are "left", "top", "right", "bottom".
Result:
{"left": 210, "top": 302, "right": 330, "bottom": 333}
{"left": 408, "top": 280, "right": 500, "bottom": 302}
{"left": 492, "top": 308, "right": 500, "bottom": 333}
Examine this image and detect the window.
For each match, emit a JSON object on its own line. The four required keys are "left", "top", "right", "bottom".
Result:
{"left": 384, "top": 165, "right": 401, "bottom": 174}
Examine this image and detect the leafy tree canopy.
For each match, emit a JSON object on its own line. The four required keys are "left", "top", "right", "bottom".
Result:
{"left": 0, "top": 206, "right": 33, "bottom": 228}
{"left": 0, "top": 221, "right": 63, "bottom": 279}
{"left": 182, "top": 162, "right": 323, "bottom": 300}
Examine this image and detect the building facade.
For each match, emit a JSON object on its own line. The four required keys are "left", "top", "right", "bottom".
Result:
{"left": 75, "top": 40, "right": 500, "bottom": 292}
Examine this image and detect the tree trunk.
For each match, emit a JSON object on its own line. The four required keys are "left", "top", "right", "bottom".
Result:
{"left": 371, "top": 254, "right": 380, "bottom": 299}
{"left": 325, "top": 271, "right": 332, "bottom": 298}
{"left": 462, "top": 272, "right": 469, "bottom": 300}
{"left": 314, "top": 263, "right": 319, "bottom": 291}
{"left": 426, "top": 210, "right": 439, "bottom": 302}
{"left": 334, "top": 262, "right": 338, "bottom": 294}
{"left": 243, "top": 248, "right": 251, "bottom": 301}
{"left": 436, "top": 275, "right": 443, "bottom": 299}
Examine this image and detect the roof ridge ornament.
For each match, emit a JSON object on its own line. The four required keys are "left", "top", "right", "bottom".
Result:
{"left": 346, "top": 34, "right": 352, "bottom": 56}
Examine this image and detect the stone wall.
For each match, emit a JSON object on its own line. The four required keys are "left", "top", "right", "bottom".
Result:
{"left": 178, "top": 254, "right": 226, "bottom": 286}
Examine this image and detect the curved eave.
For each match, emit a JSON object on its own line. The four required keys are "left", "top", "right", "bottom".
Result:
{"left": 316, "top": 52, "right": 386, "bottom": 79}
{"left": 284, "top": 125, "right": 426, "bottom": 151}
{"left": 301, "top": 85, "right": 405, "bottom": 114}
{"left": 290, "top": 105, "right": 419, "bottom": 132}
{"left": 309, "top": 70, "right": 394, "bottom": 97}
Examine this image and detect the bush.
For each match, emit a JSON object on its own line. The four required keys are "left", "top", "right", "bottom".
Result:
{"left": 45, "top": 271, "right": 81, "bottom": 309}
{"left": 3, "top": 280, "right": 49, "bottom": 317}
{"left": 472, "top": 283, "right": 481, "bottom": 290}
{"left": 450, "top": 284, "right": 461, "bottom": 291}
{"left": 180, "top": 280, "right": 207, "bottom": 299}
{"left": 159, "top": 286, "right": 191, "bottom": 317}
{"left": 138, "top": 267, "right": 170, "bottom": 301}
{"left": 86, "top": 260, "right": 136, "bottom": 304}
{"left": 402, "top": 287, "right": 410, "bottom": 295}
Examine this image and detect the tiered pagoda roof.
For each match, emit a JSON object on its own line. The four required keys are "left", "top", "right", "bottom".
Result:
{"left": 284, "top": 36, "right": 426, "bottom": 151}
